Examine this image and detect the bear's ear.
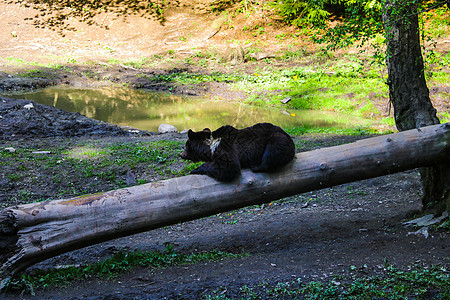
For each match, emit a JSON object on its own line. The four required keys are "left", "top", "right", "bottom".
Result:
{"left": 202, "top": 128, "right": 211, "bottom": 133}
{"left": 188, "top": 129, "right": 194, "bottom": 139}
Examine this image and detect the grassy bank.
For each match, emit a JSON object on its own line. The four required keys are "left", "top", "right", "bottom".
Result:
{"left": 144, "top": 48, "right": 449, "bottom": 126}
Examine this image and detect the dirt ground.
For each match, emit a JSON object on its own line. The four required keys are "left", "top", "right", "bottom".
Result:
{"left": 0, "top": 2, "right": 449, "bottom": 299}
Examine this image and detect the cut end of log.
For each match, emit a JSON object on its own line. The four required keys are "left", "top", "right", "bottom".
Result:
{"left": 0, "top": 210, "right": 20, "bottom": 284}
{"left": 0, "top": 211, "right": 18, "bottom": 263}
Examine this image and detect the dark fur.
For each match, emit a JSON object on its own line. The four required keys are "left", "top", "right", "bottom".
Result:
{"left": 180, "top": 123, "right": 295, "bottom": 182}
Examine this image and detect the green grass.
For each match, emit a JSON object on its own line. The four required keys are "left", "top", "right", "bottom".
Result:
{"left": 0, "top": 140, "right": 195, "bottom": 205}
{"left": 438, "top": 112, "right": 449, "bottom": 123}
{"left": 285, "top": 125, "right": 387, "bottom": 136}
{"left": 108, "top": 141, "right": 178, "bottom": 165}
{"left": 3, "top": 57, "right": 74, "bottom": 72}
{"left": 232, "top": 65, "right": 387, "bottom": 115}
{"left": 3, "top": 244, "right": 245, "bottom": 293}
{"left": 17, "top": 69, "right": 50, "bottom": 78}
{"left": 423, "top": 7, "right": 450, "bottom": 39}
{"left": 203, "top": 263, "right": 450, "bottom": 299}
{"left": 148, "top": 71, "right": 240, "bottom": 85}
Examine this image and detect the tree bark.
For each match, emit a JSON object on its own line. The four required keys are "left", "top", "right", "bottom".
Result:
{"left": 382, "top": 0, "right": 439, "bottom": 130}
{"left": 382, "top": 0, "right": 449, "bottom": 213}
{"left": 1, "top": 123, "right": 449, "bottom": 283}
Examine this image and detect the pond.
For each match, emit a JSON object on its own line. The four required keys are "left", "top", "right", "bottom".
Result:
{"left": 4, "top": 86, "right": 370, "bottom": 132}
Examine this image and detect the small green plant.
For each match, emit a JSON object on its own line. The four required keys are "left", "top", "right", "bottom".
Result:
{"left": 103, "top": 45, "right": 114, "bottom": 53}
{"left": 81, "top": 70, "right": 99, "bottom": 79}
{"left": 66, "top": 57, "right": 77, "bottom": 64}
{"left": 122, "top": 57, "right": 149, "bottom": 69}
{"left": 6, "top": 57, "right": 27, "bottom": 64}
{"left": 18, "top": 70, "right": 47, "bottom": 78}
{"left": 172, "top": 161, "right": 203, "bottom": 177}
{"left": 7, "top": 173, "right": 21, "bottom": 181}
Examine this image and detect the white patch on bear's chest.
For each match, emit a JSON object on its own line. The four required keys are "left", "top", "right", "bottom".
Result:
{"left": 205, "top": 136, "right": 221, "bottom": 154}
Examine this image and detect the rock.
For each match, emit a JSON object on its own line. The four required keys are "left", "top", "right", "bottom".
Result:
{"left": 281, "top": 97, "right": 291, "bottom": 104}
{"left": 403, "top": 212, "right": 448, "bottom": 227}
{"left": 408, "top": 227, "right": 429, "bottom": 238}
{"left": 248, "top": 52, "right": 275, "bottom": 61}
{"left": 32, "top": 151, "right": 51, "bottom": 154}
{"left": 403, "top": 214, "right": 434, "bottom": 226}
{"left": 158, "top": 124, "right": 178, "bottom": 134}
{"left": 24, "top": 103, "right": 34, "bottom": 110}
{"left": 4, "top": 147, "right": 16, "bottom": 153}
{"left": 127, "top": 129, "right": 141, "bottom": 134}
{"left": 223, "top": 45, "right": 245, "bottom": 65}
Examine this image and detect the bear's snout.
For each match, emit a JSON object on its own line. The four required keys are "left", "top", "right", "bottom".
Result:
{"left": 180, "top": 149, "right": 188, "bottom": 159}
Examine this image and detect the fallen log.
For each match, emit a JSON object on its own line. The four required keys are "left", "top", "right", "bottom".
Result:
{"left": 1, "top": 123, "right": 449, "bottom": 283}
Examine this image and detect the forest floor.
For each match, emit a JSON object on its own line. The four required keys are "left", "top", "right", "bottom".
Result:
{"left": 0, "top": 1, "right": 449, "bottom": 299}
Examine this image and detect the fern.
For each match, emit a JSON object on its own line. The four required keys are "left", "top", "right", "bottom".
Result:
{"left": 270, "top": 0, "right": 331, "bottom": 26}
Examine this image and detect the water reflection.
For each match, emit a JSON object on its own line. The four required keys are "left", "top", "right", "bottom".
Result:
{"left": 5, "top": 86, "right": 369, "bottom": 132}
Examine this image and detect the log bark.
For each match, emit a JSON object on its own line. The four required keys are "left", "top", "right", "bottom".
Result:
{"left": 1, "top": 123, "right": 449, "bottom": 283}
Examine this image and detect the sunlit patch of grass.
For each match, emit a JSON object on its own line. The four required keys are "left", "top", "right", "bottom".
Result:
{"left": 65, "top": 146, "right": 110, "bottom": 160}
{"left": 108, "top": 140, "right": 182, "bottom": 166}
{"left": 438, "top": 112, "right": 449, "bottom": 123}
{"left": 5, "top": 57, "right": 31, "bottom": 65}
{"left": 428, "top": 69, "right": 450, "bottom": 84}
{"left": 423, "top": 7, "right": 450, "bottom": 39}
{"left": 121, "top": 57, "right": 151, "bottom": 69}
{"left": 226, "top": 63, "right": 389, "bottom": 120}
{"left": 380, "top": 116, "right": 396, "bottom": 127}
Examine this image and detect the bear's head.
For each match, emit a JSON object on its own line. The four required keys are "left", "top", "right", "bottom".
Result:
{"left": 180, "top": 128, "right": 216, "bottom": 162}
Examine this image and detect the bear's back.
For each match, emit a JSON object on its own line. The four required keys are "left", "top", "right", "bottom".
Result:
{"left": 234, "top": 123, "right": 291, "bottom": 168}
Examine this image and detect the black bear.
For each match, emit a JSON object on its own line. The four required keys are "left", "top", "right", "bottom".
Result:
{"left": 180, "top": 122, "right": 295, "bottom": 182}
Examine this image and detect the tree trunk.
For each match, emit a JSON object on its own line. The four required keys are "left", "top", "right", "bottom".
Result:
{"left": 1, "top": 123, "right": 449, "bottom": 283}
{"left": 382, "top": 0, "right": 449, "bottom": 213}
